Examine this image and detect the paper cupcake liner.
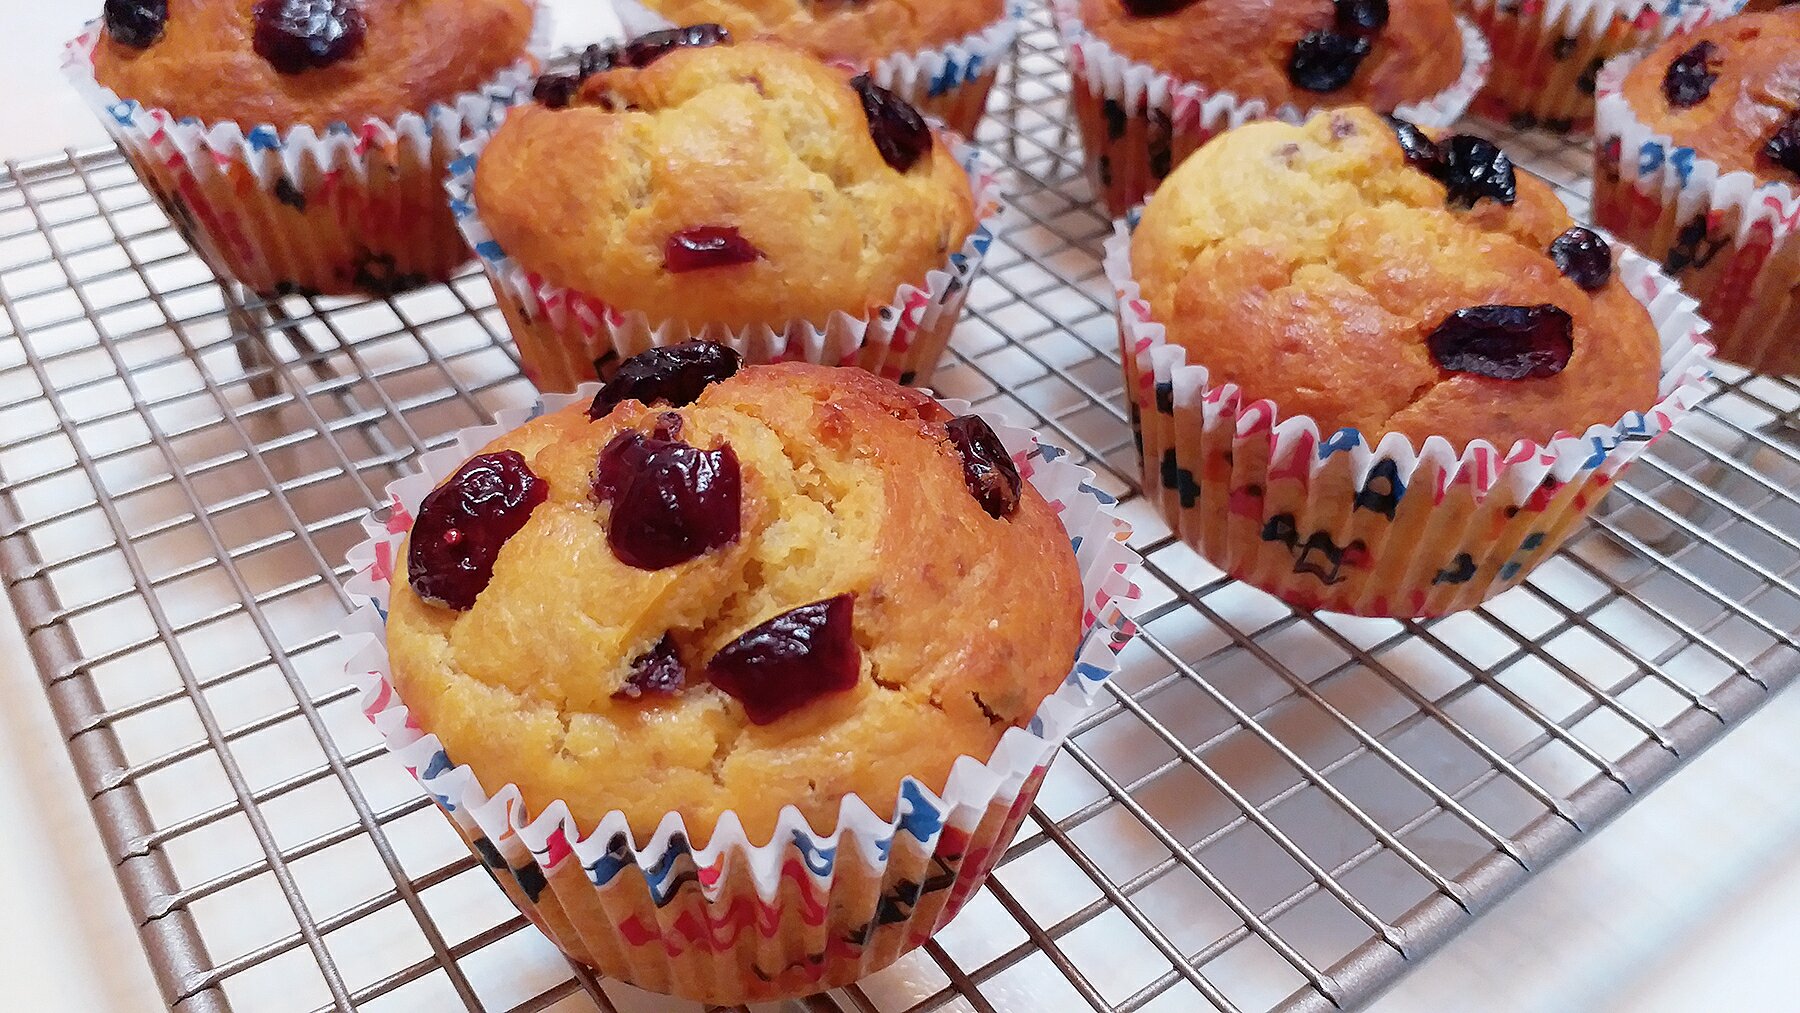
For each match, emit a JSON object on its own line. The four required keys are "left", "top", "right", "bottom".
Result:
{"left": 1055, "top": 3, "right": 1491, "bottom": 216}
{"left": 1456, "top": 0, "right": 1739, "bottom": 133}
{"left": 610, "top": 0, "right": 1021, "bottom": 137}
{"left": 1107, "top": 222, "right": 1715, "bottom": 618}
{"left": 1593, "top": 52, "right": 1800, "bottom": 375}
{"left": 339, "top": 386, "right": 1143, "bottom": 1004}
{"left": 61, "top": 10, "right": 547, "bottom": 298}
{"left": 446, "top": 129, "right": 1004, "bottom": 393}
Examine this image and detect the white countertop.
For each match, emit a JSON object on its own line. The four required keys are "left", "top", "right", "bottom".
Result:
{"left": 3, "top": 5, "right": 1797, "bottom": 1012}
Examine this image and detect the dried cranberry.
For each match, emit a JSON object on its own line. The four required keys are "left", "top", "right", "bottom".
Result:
{"left": 252, "top": 0, "right": 365, "bottom": 74}
{"left": 1549, "top": 226, "right": 1612, "bottom": 291}
{"left": 620, "top": 23, "right": 731, "bottom": 68}
{"left": 1439, "top": 135, "right": 1516, "bottom": 208}
{"left": 1336, "top": 0, "right": 1389, "bottom": 32}
{"left": 1662, "top": 40, "right": 1721, "bottom": 109}
{"left": 580, "top": 43, "right": 620, "bottom": 77}
{"left": 1289, "top": 31, "right": 1371, "bottom": 93}
{"left": 945, "top": 415, "right": 1022, "bottom": 520}
{"left": 588, "top": 342, "right": 742, "bottom": 420}
{"left": 1764, "top": 111, "right": 1800, "bottom": 178}
{"left": 596, "top": 433, "right": 741, "bottom": 571}
{"left": 615, "top": 634, "right": 686, "bottom": 699}
{"left": 1387, "top": 116, "right": 1443, "bottom": 173}
{"left": 1120, "top": 0, "right": 1198, "bottom": 13}
{"left": 408, "top": 451, "right": 549, "bottom": 610}
{"left": 1426, "top": 305, "right": 1574, "bottom": 381}
{"left": 851, "top": 74, "right": 932, "bottom": 173}
{"left": 532, "top": 74, "right": 581, "bottom": 109}
{"left": 664, "top": 226, "right": 764, "bottom": 274}
{"left": 104, "top": 0, "right": 167, "bottom": 48}
{"left": 706, "top": 595, "right": 860, "bottom": 724}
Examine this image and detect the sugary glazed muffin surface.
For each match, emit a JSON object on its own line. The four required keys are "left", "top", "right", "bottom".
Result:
{"left": 385, "top": 359, "right": 1084, "bottom": 843}
{"left": 1620, "top": 8, "right": 1800, "bottom": 184}
{"left": 636, "top": 0, "right": 1006, "bottom": 63}
{"left": 475, "top": 37, "right": 977, "bottom": 330}
{"left": 1131, "top": 107, "right": 1663, "bottom": 449}
{"left": 91, "top": 0, "right": 536, "bottom": 128}
{"left": 1074, "top": 0, "right": 1464, "bottom": 110}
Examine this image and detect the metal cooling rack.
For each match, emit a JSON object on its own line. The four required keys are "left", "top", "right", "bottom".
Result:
{"left": 4, "top": 6, "right": 1799, "bottom": 1013}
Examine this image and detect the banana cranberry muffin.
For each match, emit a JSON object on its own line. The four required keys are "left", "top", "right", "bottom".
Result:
{"left": 72, "top": 0, "right": 538, "bottom": 296}
{"left": 385, "top": 353, "right": 1083, "bottom": 842}
{"left": 1132, "top": 107, "right": 1660, "bottom": 448}
{"left": 1594, "top": 7, "right": 1800, "bottom": 373}
{"left": 467, "top": 33, "right": 983, "bottom": 391}
{"left": 1058, "top": 0, "right": 1481, "bottom": 214}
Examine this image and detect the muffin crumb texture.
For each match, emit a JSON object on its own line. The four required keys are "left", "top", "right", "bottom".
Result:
{"left": 386, "top": 363, "right": 1083, "bottom": 843}
{"left": 1130, "top": 107, "right": 1663, "bottom": 449}
{"left": 636, "top": 0, "right": 1006, "bottom": 64}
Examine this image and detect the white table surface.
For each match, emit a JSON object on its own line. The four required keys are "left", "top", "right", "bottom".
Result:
{"left": 3, "top": 5, "right": 1797, "bottom": 1012}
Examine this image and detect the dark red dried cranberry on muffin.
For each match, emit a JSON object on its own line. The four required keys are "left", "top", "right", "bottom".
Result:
{"left": 706, "top": 595, "right": 860, "bottom": 724}
{"left": 1662, "top": 40, "right": 1721, "bottom": 109}
{"left": 595, "top": 433, "right": 742, "bottom": 570}
{"left": 409, "top": 451, "right": 549, "bottom": 610}
{"left": 664, "top": 226, "right": 765, "bottom": 274}
{"left": 1764, "top": 111, "right": 1800, "bottom": 179}
{"left": 1426, "top": 305, "right": 1574, "bottom": 381}
{"left": 1289, "top": 32, "right": 1372, "bottom": 93}
{"left": 252, "top": 0, "right": 366, "bottom": 75}
{"left": 1549, "top": 227, "right": 1612, "bottom": 291}
{"left": 1439, "top": 135, "right": 1516, "bottom": 208}
{"left": 615, "top": 634, "right": 687, "bottom": 699}
{"left": 1386, "top": 116, "right": 1444, "bottom": 173}
{"left": 621, "top": 23, "right": 731, "bottom": 68}
{"left": 1120, "top": 0, "right": 1199, "bottom": 14}
{"left": 850, "top": 74, "right": 932, "bottom": 173}
{"left": 532, "top": 74, "right": 581, "bottom": 109}
{"left": 104, "top": 0, "right": 167, "bottom": 49}
{"left": 589, "top": 342, "right": 744, "bottom": 421}
{"left": 945, "top": 415, "right": 1022, "bottom": 520}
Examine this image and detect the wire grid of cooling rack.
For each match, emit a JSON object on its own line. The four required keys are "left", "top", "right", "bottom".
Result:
{"left": 4, "top": 7, "right": 1800, "bottom": 1013}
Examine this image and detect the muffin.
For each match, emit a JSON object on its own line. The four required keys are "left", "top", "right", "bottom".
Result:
{"left": 65, "top": 0, "right": 539, "bottom": 297}
{"left": 1456, "top": 0, "right": 1741, "bottom": 133}
{"left": 451, "top": 32, "right": 999, "bottom": 392}
{"left": 1056, "top": 0, "right": 1489, "bottom": 215}
{"left": 347, "top": 352, "right": 1140, "bottom": 1003}
{"left": 617, "top": 0, "right": 1018, "bottom": 135}
{"left": 1593, "top": 7, "right": 1800, "bottom": 373}
{"left": 1112, "top": 107, "right": 1714, "bottom": 616}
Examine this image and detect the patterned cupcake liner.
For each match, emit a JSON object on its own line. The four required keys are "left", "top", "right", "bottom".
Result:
{"left": 446, "top": 128, "right": 1004, "bottom": 393}
{"left": 1054, "top": 2, "right": 1491, "bottom": 217}
{"left": 1107, "top": 221, "right": 1715, "bottom": 618}
{"left": 1593, "top": 52, "right": 1800, "bottom": 375}
{"left": 339, "top": 386, "right": 1142, "bottom": 1004}
{"left": 1456, "top": 0, "right": 1739, "bottom": 134}
{"left": 610, "top": 0, "right": 1022, "bottom": 137}
{"left": 61, "top": 9, "right": 546, "bottom": 298}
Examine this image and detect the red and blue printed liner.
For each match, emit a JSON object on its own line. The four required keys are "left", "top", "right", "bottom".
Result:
{"left": 1593, "top": 50, "right": 1800, "bottom": 376}
{"left": 1456, "top": 0, "right": 1740, "bottom": 133}
{"left": 61, "top": 8, "right": 546, "bottom": 299}
{"left": 610, "top": 0, "right": 1023, "bottom": 138}
{"left": 1055, "top": 1, "right": 1491, "bottom": 217}
{"left": 447, "top": 131, "right": 1004, "bottom": 393}
{"left": 1107, "top": 222, "right": 1715, "bottom": 619}
{"left": 340, "top": 387, "right": 1143, "bottom": 1005}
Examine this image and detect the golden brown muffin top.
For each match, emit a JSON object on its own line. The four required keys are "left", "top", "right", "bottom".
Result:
{"left": 1074, "top": 0, "right": 1464, "bottom": 112}
{"left": 1131, "top": 108, "right": 1663, "bottom": 449}
{"left": 636, "top": 0, "right": 1006, "bottom": 64}
{"left": 90, "top": 0, "right": 536, "bottom": 129}
{"left": 385, "top": 361, "right": 1083, "bottom": 843}
{"left": 475, "top": 38, "right": 977, "bottom": 330}
{"left": 1620, "top": 8, "right": 1800, "bottom": 184}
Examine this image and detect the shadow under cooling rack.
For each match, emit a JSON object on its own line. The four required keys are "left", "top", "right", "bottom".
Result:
{"left": 3, "top": 7, "right": 1799, "bottom": 1013}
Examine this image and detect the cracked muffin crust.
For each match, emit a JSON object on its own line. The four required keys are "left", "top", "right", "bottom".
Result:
{"left": 1075, "top": 0, "right": 1465, "bottom": 112}
{"left": 384, "top": 361, "right": 1083, "bottom": 843}
{"left": 474, "top": 37, "right": 976, "bottom": 331}
{"left": 1130, "top": 106, "right": 1662, "bottom": 449}
{"left": 634, "top": 0, "right": 1006, "bottom": 65}
{"left": 92, "top": 0, "right": 536, "bottom": 128}
{"left": 1619, "top": 7, "right": 1800, "bottom": 184}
